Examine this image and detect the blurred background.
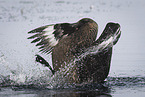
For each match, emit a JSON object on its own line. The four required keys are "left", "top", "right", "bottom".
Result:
{"left": 0, "top": 0, "right": 145, "bottom": 77}
{"left": 0, "top": 0, "right": 145, "bottom": 96}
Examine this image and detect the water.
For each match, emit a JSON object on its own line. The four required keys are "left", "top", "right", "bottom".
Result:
{"left": 0, "top": 0, "right": 145, "bottom": 96}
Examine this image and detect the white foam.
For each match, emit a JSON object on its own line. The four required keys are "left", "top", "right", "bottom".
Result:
{"left": 10, "top": 73, "right": 26, "bottom": 84}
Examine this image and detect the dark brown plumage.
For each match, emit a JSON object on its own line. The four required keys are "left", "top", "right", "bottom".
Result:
{"left": 28, "top": 18, "right": 121, "bottom": 84}
{"left": 52, "top": 18, "right": 98, "bottom": 71}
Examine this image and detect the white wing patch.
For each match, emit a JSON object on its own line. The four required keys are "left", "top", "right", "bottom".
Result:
{"left": 99, "top": 36, "right": 113, "bottom": 50}
{"left": 28, "top": 24, "right": 60, "bottom": 54}
{"left": 28, "top": 23, "right": 71, "bottom": 54}
{"left": 43, "top": 25, "right": 59, "bottom": 47}
{"left": 81, "top": 36, "right": 114, "bottom": 57}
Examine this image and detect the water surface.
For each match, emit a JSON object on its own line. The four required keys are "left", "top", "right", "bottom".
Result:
{"left": 0, "top": 0, "right": 145, "bottom": 96}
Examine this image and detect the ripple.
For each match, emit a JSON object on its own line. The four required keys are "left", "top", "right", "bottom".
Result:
{"left": 106, "top": 77, "right": 145, "bottom": 87}
{"left": 1, "top": 74, "right": 145, "bottom": 90}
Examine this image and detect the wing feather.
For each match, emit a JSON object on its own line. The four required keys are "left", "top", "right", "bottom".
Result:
{"left": 28, "top": 23, "right": 76, "bottom": 54}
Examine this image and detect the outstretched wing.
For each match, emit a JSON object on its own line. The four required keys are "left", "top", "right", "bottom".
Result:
{"left": 28, "top": 23, "right": 76, "bottom": 54}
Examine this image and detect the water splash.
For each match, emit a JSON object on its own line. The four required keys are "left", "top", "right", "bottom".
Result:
{"left": 1, "top": 49, "right": 145, "bottom": 90}
{"left": 0, "top": 54, "right": 51, "bottom": 88}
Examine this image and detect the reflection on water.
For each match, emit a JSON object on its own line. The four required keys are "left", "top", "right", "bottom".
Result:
{"left": 1, "top": 75, "right": 145, "bottom": 97}
{"left": 0, "top": 87, "right": 112, "bottom": 97}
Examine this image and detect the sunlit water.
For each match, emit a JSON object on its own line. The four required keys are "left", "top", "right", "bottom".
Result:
{"left": 0, "top": 0, "right": 145, "bottom": 96}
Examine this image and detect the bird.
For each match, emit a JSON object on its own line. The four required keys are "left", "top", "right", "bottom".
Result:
{"left": 28, "top": 18, "right": 121, "bottom": 84}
